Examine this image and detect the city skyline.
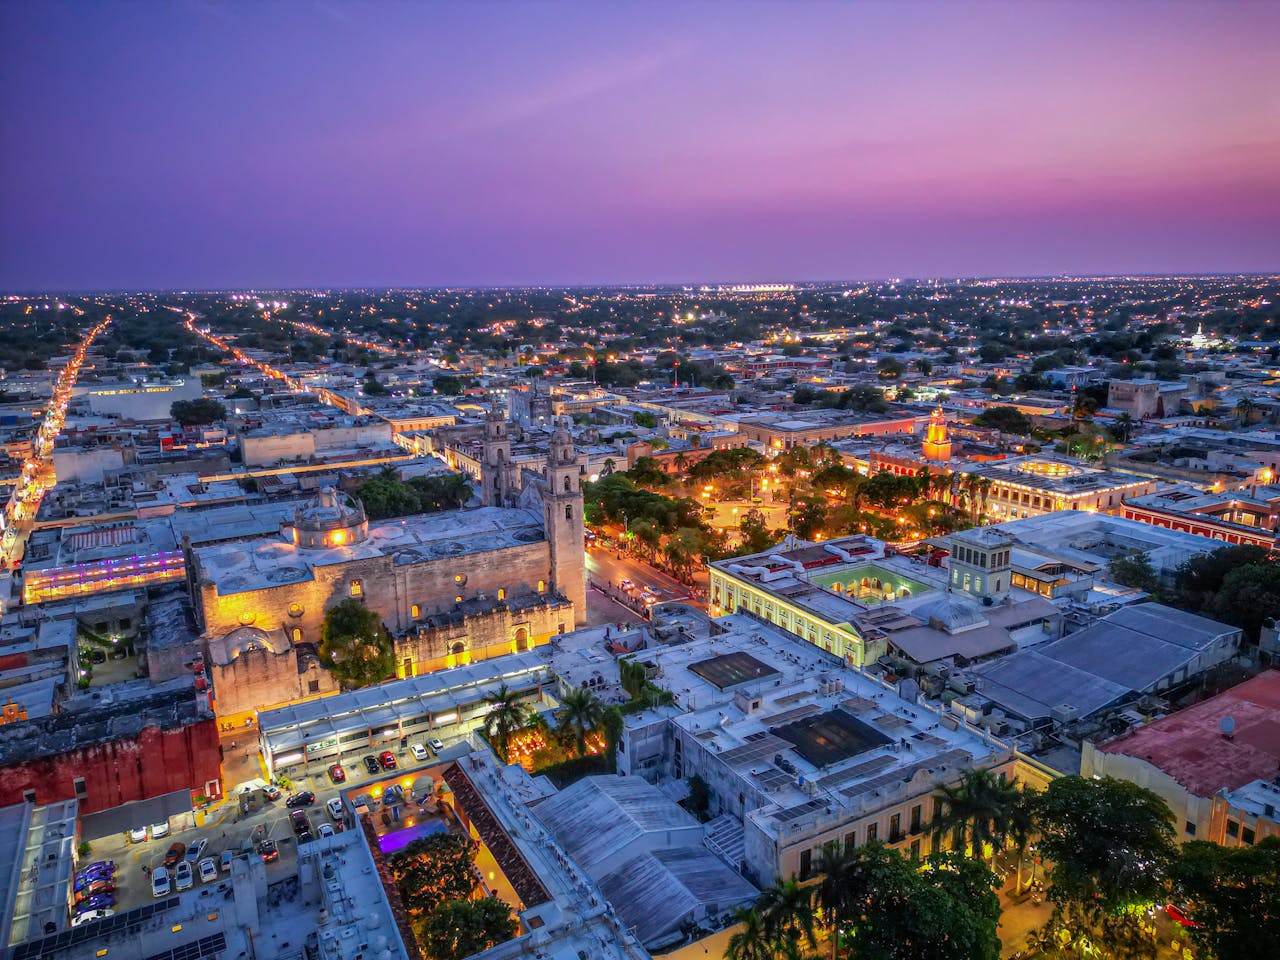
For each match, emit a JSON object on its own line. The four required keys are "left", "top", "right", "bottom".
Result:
{"left": 2, "top": 1, "right": 1279, "bottom": 290}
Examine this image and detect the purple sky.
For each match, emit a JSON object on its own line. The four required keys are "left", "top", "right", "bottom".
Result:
{"left": 2, "top": 1, "right": 1277, "bottom": 290}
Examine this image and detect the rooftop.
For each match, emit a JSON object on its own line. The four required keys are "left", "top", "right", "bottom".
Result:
{"left": 1096, "top": 670, "right": 1280, "bottom": 797}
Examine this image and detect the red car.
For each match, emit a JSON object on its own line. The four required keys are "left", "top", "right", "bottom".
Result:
{"left": 378, "top": 751, "right": 397, "bottom": 770}
{"left": 1165, "top": 905, "right": 1202, "bottom": 929}
{"left": 162, "top": 842, "right": 186, "bottom": 867}
{"left": 328, "top": 764, "right": 346, "bottom": 783}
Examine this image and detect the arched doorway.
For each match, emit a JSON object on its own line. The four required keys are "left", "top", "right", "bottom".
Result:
{"left": 514, "top": 627, "right": 528, "bottom": 652}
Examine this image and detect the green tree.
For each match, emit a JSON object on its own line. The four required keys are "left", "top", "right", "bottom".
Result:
{"left": 1175, "top": 544, "right": 1272, "bottom": 612}
{"left": 972, "top": 406, "right": 1032, "bottom": 435}
{"left": 1170, "top": 836, "right": 1280, "bottom": 960}
{"left": 388, "top": 833, "right": 476, "bottom": 918}
{"left": 556, "top": 686, "right": 603, "bottom": 756}
{"left": 685, "top": 773, "right": 711, "bottom": 819}
{"left": 319, "top": 599, "right": 394, "bottom": 689}
{"left": 417, "top": 896, "right": 516, "bottom": 960}
{"left": 433, "top": 374, "right": 464, "bottom": 395}
{"left": 170, "top": 397, "right": 227, "bottom": 426}
{"left": 1035, "top": 775, "right": 1176, "bottom": 919}
{"left": 757, "top": 878, "right": 818, "bottom": 949}
{"left": 738, "top": 508, "right": 781, "bottom": 555}
{"left": 482, "top": 683, "right": 531, "bottom": 764}
{"left": 931, "top": 768, "right": 1023, "bottom": 860}
{"left": 725, "top": 907, "right": 775, "bottom": 960}
{"left": 1107, "top": 550, "right": 1159, "bottom": 595}
{"left": 1210, "top": 561, "right": 1280, "bottom": 641}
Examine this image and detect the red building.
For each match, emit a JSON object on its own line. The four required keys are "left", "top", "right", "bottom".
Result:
{"left": 0, "top": 689, "right": 222, "bottom": 814}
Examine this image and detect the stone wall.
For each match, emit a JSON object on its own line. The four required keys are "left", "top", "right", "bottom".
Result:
{"left": 208, "top": 644, "right": 339, "bottom": 717}
{"left": 395, "top": 598, "right": 570, "bottom": 676}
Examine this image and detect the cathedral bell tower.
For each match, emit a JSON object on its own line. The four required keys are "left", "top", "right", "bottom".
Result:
{"left": 482, "top": 403, "right": 512, "bottom": 507}
{"left": 922, "top": 404, "right": 952, "bottom": 461}
{"left": 544, "top": 419, "right": 586, "bottom": 622}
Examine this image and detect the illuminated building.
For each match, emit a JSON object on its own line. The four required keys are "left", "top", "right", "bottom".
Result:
{"left": 921, "top": 404, "right": 952, "bottom": 461}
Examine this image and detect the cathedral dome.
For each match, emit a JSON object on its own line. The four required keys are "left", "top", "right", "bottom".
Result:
{"left": 293, "top": 486, "right": 369, "bottom": 548}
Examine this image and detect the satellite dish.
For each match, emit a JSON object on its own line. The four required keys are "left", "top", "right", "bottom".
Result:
{"left": 1221, "top": 716, "right": 1236, "bottom": 737}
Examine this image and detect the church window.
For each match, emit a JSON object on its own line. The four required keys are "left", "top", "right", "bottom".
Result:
{"left": 308, "top": 679, "right": 319, "bottom": 694}
{"left": 497, "top": 588, "right": 506, "bottom": 601}
{"left": 349, "top": 579, "right": 363, "bottom": 598}
{"left": 565, "top": 504, "right": 572, "bottom": 521}
{"left": 455, "top": 573, "right": 465, "bottom": 584}
{"left": 238, "top": 611, "right": 255, "bottom": 625}
{"left": 411, "top": 603, "right": 421, "bottom": 618}
{"left": 455, "top": 595, "right": 463, "bottom": 603}
{"left": 403, "top": 658, "right": 413, "bottom": 677}
{"left": 563, "top": 476, "right": 571, "bottom": 492}
{"left": 291, "top": 627, "right": 303, "bottom": 644}
{"left": 537, "top": 579, "right": 546, "bottom": 593}
{"left": 451, "top": 641, "right": 465, "bottom": 655}
{"left": 288, "top": 602, "right": 303, "bottom": 618}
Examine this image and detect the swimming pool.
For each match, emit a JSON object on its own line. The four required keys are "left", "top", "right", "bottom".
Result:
{"left": 377, "top": 818, "right": 447, "bottom": 855}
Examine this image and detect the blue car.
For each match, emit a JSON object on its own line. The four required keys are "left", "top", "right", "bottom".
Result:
{"left": 76, "top": 893, "right": 116, "bottom": 912}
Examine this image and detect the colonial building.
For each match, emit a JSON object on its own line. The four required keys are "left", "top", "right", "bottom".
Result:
{"left": 186, "top": 413, "right": 586, "bottom": 713}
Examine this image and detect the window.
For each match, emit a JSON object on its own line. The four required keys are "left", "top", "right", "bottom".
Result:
{"left": 497, "top": 588, "right": 506, "bottom": 601}
{"left": 307, "top": 680, "right": 319, "bottom": 694}
{"left": 1243, "top": 827, "right": 1256, "bottom": 845}
{"left": 865, "top": 822, "right": 877, "bottom": 843}
{"left": 1227, "top": 819, "right": 1239, "bottom": 838}
{"left": 798, "top": 848, "right": 813, "bottom": 880}
{"left": 563, "top": 476, "right": 571, "bottom": 493}
{"left": 565, "top": 504, "right": 572, "bottom": 521}
{"left": 844, "top": 831, "right": 856, "bottom": 850}
{"left": 74, "top": 777, "right": 87, "bottom": 799}
{"left": 349, "top": 579, "right": 363, "bottom": 598}
{"left": 910, "top": 838, "right": 921, "bottom": 860}
{"left": 411, "top": 603, "right": 421, "bottom": 619}
{"left": 889, "top": 813, "right": 902, "bottom": 843}
{"left": 909, "top": 804, "right": 922, "bottom": 834}
{"left": 537, "top": 579, "right": 546, "bottom": 593}
{"left": 23, "top": 789, "right": 36, "bottom": 804}
{"left": 403, "top": 658, "right": 413, "bottom": 677}
{"left": 291, "top": 627, "right": 303, "bottom": 645}
{"left": 1185, "top": 821, "right": 1196, "bottom": 837}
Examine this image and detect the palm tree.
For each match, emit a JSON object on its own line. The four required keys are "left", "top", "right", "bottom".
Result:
{"left": 1115, "top": 412, "right": 1134, "bottom": 443}
{"left": 482, "top": 683, "right": 530, "bottom": 764}
{"left": 1235, "top": 395, "right": 1256, "bottom": 425}
{"left": 725, "top": 907, "right": 775, "bottom": 960}
{"left": 556, "top": 686, "right": 603, "bottom": 757}
{"left": 1005, "top": 785, "right": 1037, "bottom": 894}
{"left": 757, "top": 878, "right": 818, "bottom": 949}
{"left": 931, "top": 767, "right": 1022, "bottom": 861}
{"left": 812, "top": 845, "right": 856, "bottom": 959}
{"left": 601, "top": 457, "right": 616, "bottom": 477}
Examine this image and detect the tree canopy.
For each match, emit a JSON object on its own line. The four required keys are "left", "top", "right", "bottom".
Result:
{"left": 972, "top": 406, "right": 1032, "bottom": 434}
{"left": 416, "top": 896, "right": 515, "bottom": 960}
{"left": 170, "top": 397, "right": 226, "bottom": 426}
{"left": 319, "top": 599, "right": 394, "bottom": 689}
{"left": 356, "top": 469, "right": 472, "bottom": 520}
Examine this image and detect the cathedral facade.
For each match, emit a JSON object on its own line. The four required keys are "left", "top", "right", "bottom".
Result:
{"left": 186, "top": 413, "right": 586, "bottom": 715}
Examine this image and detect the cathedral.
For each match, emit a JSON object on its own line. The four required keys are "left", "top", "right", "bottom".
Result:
{"left": 186, "top": 411, "right": 586, "bottom": 717}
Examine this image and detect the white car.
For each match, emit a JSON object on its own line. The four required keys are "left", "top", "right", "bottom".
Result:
{"left": 326, "top": 797, "right": 345, "bottom": 821}
{"left": 317, "top": 823, "right": 335, "bottom": 838}
{"left": 72, "top": 908, "right": 115, "bottom": 926}
{"left": 128, "top": 825, "right": 148, "bottom": 844}
{"left": 185, "top": 838, "right": 207, "bottom": 863}
{"left": 174, "top": 860, "right": 193, "bottom": 891}
{"left": 198, "top": 857, "right": 218, "bottom": 884}
{"left": 410, "top": 743, "right": 428, "bottom": 761}
{"left": 150, "top": 820, "right": 170, "bottom": 839}
{"left": 152, "top": 866, "right": 171, "bottom": 898}
{"left": 427, "top": 737, "right": 445, "bottom": 753}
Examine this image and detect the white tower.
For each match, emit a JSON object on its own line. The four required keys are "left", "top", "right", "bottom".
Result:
{"left": 544, "top": 419, "right": 586, "bottom": 622}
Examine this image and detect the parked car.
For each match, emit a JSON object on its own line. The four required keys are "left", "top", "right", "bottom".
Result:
{"left": 257, "top": 839, "right": 278, "bottom": 863}
{"left": 263, "top": 783, "right": 282, "bottom": 801}
{"left": 151, "top": 866, "right": 171, "bottom": 898}
{"left": 184, "top": 838, "right": 208, "bottom": 863}
{"left": 150, "top": 820, "right": 170, "bottom": 839}
{"left": 76, "top": 893, "right": 116, "bottom": 912}
{"left": 198, "top": 857, "right": 218, "bottom": 884}
{"left": 285, "top": 791, "right": 315, "bottom": 808}
{"left": 410, "top": 743, "right": 428, "bottom": 761}
{"left": 290, "top": 810, "right": 311, "bottom": 835}
{"left": 162, "top": 842, "right": 186, "bottom": 867}
{"left": 74, "top": 880, "right": 115, "bottom": 902}
{"left": 378, "top": 750, "right": 397, "bottom": 770}
{"left": 220, "top": 850, "right": 233, "bottom": 873}
{"left": 427, "top": 737, "right": 445, "bottom": 753}
{"left": 297, "top": 829, "right": 314, "bottom": 844}
{"left": 326, "top": 797, "right": 345, "bottom": 821}
{"left": 174, "top": 860, "right": 193, "bottom": 891}
{"left": 362, "top": 755, "right": 380, "bottom": 775}
{"left": 328, "top": 763, "right": 346, "bottom": 783}
{"left": 128, "top": 825, "right": 148, "bottom": 843}
{"left": 317, "top": 823, "right": 335, "bottom": 838}
{"left": 72, "top": 908, "right": 115, "bottom": 926}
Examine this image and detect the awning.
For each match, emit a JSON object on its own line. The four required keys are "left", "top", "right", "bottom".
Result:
{"left": 79, "top": 790, "right": 194, "bottom": 841}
